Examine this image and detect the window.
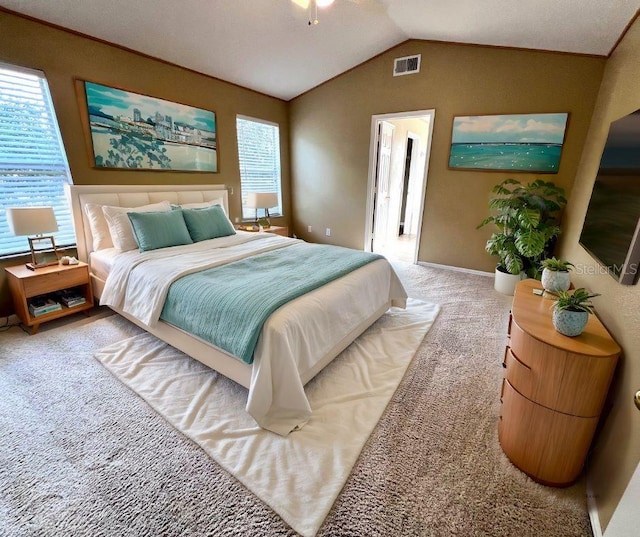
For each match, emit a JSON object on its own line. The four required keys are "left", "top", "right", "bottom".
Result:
{"left": 0, "top": 63, "right": 74, "bottom": 257}
{"left": 236, "top": 116, "right": 282, "bottom": 220}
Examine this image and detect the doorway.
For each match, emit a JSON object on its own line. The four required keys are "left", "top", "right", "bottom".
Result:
{"left": 365, "top": 110, "right": 435, "bottom": 263}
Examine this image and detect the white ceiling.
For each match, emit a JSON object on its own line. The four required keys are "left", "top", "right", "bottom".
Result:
{"left": 1, "top": 0, "right": 639, "bottom": 100}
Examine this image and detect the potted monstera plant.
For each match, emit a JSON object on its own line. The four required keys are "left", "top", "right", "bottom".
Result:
{"left": 477, "top": 178, "right": 567, "bottom": 295}
{"left": 540, "top": 257, "right": 574, "bottom": 293}
{"left": 552, "top": 288, "right": 599, "bottom": 337}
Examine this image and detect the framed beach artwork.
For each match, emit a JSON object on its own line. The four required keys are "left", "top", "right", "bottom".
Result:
{"left": 81, "top": 81, "right": 217, "bottom": 172}
{"left": 448, "top": 113, "right": 569, "bottom": 173}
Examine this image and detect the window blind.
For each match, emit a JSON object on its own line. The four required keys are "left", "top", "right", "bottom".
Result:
{"left": 0, "top": 63, "right": 74, "bottom": 257}
{"left": 236, "top": 116, "right": 282, "bottom": 220}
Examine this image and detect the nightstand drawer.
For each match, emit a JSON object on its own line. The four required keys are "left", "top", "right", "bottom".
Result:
{"left": 504, "top": 346, "right": 533, "bottom": 399}
{"left": 22, "top": 266, "right": 88, "bottom": 297}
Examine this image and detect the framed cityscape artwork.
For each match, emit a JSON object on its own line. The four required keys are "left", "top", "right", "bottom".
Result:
{"left": 81, "top": 81, "right": 217, "bottom": 172}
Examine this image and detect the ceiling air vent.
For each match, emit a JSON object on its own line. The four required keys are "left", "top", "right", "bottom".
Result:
{"left": 393, "top": 54, "right": 421, "bottom": 76}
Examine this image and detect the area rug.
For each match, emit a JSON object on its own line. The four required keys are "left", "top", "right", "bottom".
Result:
{"left": 93, "top": 298, "right": 439, "bottom": 537}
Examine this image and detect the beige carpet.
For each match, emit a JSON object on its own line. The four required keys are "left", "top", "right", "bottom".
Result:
{"left": 0, "top": 262, "right": 594, "bottom": 536}
{"left": 93, "top": 299, "right": 439, "bottom": 537}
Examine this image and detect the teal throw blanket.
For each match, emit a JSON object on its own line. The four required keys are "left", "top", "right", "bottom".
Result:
{"left": 160, "top": 242, "right": 383, "bottom": 364}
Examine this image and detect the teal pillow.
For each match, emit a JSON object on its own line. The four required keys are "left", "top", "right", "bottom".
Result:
{"left": 128, "top": 210, "right": 193, "bottom": 251}
{"left": 182, "top": 204, "right": 236, "bottom": 242}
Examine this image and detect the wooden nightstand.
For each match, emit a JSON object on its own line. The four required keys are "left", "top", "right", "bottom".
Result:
{"left": 262, "top": 226, "right": 288, "bottom": 237}
{"left": 5, "top": 261, "right": 94, "bottom": 334}
{"left": 236, "top": 225, "right": 289, "bottom": 237}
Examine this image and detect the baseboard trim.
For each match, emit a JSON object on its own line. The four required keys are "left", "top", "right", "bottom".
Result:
{"left": 587, "top": 480, "right": 604, "bottom": 537}
{"left": 417, "top": 261, "right": 494, "bottom": 278}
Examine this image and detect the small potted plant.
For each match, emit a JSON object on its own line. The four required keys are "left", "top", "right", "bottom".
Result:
{"left": 540, "top": 257, "right": 574, "bottom": 292}
{"left": 552, "top": 288, "right": 599, "bottom": 337}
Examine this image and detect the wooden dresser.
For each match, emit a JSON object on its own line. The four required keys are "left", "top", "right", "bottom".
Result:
{"left": 498, "top": 279, "right": 620, "bottom": 487}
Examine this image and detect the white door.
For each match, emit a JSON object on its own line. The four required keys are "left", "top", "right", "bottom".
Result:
{"left": 372, "top": 121, "right": 394, "bottom": 252}
{"left": 402, "top": 133, "right": 421, "bottom": 236}
{"left": 364, "top": 109, "right": 435, "bottom": 262}
{"left": 603, "top": 462, "right": 640, "bottom": 536}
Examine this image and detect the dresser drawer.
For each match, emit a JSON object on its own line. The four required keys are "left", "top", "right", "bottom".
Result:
{"left": 499, "top": 379, "right": 598, "bottom": 486}
{"left": 508, "top": 320, "right": 535, "bottom": 364}
{"left": 22, "top": 266, "right": 89, "bottom": 297}
{"left": 509, "top": 318, "right": 617, "bottom": 417}
{"left": 503, "top": 347, "right": 533, "bottom": 399}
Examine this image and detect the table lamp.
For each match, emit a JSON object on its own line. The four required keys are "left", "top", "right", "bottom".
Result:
{"left": 246, "top": 192, "right": 278, "bottom": 227}
{"left": 6, "top": 206, "right": 60, "bottom": 270}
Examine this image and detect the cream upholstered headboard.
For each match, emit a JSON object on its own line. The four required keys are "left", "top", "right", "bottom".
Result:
{"left": 66, "top": 184, "right": 229, "bottom": 262}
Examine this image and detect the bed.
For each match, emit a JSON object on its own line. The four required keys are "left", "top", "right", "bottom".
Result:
{"left": 66, "top": 184, "right": 407, "bottom": 435}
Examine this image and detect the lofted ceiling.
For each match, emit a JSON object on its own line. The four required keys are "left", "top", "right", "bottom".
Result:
{"left": 0, "top": 0, "right": 639, "bottom": 100}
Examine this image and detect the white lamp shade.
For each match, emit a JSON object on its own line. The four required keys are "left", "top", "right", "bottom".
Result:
{"left": 6, "top": 206, "right": 58, "bottom": 236}
{"left": 246, "top": 192, "right": 278, "bottom": 209}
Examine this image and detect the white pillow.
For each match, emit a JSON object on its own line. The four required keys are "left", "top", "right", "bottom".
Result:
{"left": 84, "top": 202, "right": 114, "bottom": 251}
{"left": 102, "top": 200, "right": 172, "bottom": 251}
{"left": 180, "top": 198, "right": 224, "bottom": 211}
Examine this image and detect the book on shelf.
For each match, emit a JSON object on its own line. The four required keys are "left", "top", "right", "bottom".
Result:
{"left": 28, "top": 297, "right": 62, "bottom": 317}
{"left": 55, "top": 288, "right": 86, "bottom": 307}
{"left": 62, "top": 296, "right": 86, "bottom": 308}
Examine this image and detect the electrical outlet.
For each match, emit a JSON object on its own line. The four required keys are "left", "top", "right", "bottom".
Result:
{"left": 307, "top": 225, "right": 312, "bottom": 233}
{"left": 234, "top": 217, "right": 240, "bottom": 223}
{"left": 325, "top": 228, "right": 331, "bottom": 237}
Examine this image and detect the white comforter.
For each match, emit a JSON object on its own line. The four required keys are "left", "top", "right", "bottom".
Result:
{"left": 100, "top": 233, "right": 407, "bottom": 435}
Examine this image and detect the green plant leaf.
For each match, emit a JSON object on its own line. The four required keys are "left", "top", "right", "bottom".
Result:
{"left": 553, "top": 288, "right": 600, "bottom": 313}
{"left": 504, "top": 252, "right": 524, "bottom": 275}
{"left": 476, "top": 216, "right": 495, "bottom": 229}
{"left": 516, "top": 208, "right": 541, "bottom": 229}
{"left": 515, "top": 229, "right": 545, "bottom": 257}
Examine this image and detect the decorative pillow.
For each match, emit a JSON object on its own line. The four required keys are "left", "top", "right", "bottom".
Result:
{"left": 102, "top": 200, "right": 171, "bottom": 251}
{"left": 182, "top": 204, "right": 236, "bottom": 242}
{"left": 127, "top": 210, "right": 193, "bottom": 252}
{"left": 180, "top": 198, "right": 225, "bottom": 211}
{"left": 84, "top": 203, "right": 114, "bottom": 250}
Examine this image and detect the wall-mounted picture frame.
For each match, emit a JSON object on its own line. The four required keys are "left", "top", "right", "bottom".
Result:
{"left": 448, "top": 113, "right": 569, "bottom": 173}
{"left": 80, "top": 81, "right": 217, "bottom": 172}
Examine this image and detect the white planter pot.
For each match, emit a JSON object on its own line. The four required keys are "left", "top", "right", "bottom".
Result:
{"left": 541, "top": 268, "right": 571, "bottom": 293}
{"left": 494, "top": 267, "right": 522, "bottom": 295}
{"left": 553, "top": 309, "right": 588, "bottom": 337}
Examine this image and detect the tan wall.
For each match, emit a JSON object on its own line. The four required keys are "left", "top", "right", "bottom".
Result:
{"left": 289, "top": 40, "right": 606, "bottom": 270}
{"left": 0, "top": 10, "right": 290, "bottom": 315}
{"left": 557, "top": 17, "right": 640, "bottom": 532}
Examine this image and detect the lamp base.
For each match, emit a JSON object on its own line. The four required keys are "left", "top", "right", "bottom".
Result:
{"left": 25, "top": 260, "right": 60, "bottom": 271}
{"left": 257, "top": 217, "right": 271, "bottom": 229}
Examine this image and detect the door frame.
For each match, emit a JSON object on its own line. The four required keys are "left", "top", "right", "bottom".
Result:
{"left": 364, "top": 109, "right": 435, "bottom": 263}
